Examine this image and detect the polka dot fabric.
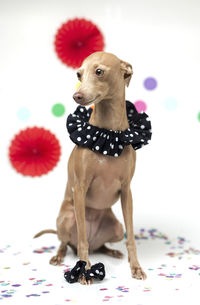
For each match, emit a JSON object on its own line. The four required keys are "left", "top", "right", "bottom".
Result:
{"left": 66, "top": 101, "right": 152, "bottom": 157}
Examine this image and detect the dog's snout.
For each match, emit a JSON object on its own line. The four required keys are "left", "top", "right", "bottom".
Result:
{"left": 73, "top": 92, "right": 84, "bottom": 104}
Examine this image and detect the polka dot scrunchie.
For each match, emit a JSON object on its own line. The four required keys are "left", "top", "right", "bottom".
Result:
{"left": 66, "top": 101, "right": 152, "bottom": 157}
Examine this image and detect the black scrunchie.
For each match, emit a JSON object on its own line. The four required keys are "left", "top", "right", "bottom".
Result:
{"left": 66, "top": 101, "right": 152, "bottom": 157}
{"left": 64, "top": 260, "right": 105, "bottom": 284}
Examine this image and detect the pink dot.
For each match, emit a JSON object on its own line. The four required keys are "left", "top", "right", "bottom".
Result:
{"left": 134, "top": 100, "right": 147, "bottom": 113}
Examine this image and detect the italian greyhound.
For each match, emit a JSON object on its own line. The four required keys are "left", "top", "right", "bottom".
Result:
{"left": 35, "top": 52, "right": 147, "bottom": 284}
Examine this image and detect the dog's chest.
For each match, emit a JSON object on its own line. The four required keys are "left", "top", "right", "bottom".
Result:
{"left": 85, "top": 147, "right": 135, "bottom": 209}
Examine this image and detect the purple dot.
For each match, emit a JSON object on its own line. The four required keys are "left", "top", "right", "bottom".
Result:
{"left": 144, "top": 77, "right": 157, "bottom": 90}
{"left": 134, "top": 100, "right": 147, "bottom": 113}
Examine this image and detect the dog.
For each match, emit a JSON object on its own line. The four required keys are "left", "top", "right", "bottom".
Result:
{"left": 34, "top": 52, "right": 147, "bottom": 284}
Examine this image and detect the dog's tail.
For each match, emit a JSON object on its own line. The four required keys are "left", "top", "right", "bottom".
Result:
{"left": 33, "top": 229, "right": 57, "bottom": 238}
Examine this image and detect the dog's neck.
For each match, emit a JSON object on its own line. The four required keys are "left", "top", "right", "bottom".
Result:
{"left": 89, "top": 93, "right": 129, "bottom": 131}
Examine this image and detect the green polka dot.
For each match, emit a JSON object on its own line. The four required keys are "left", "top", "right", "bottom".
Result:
{"left": 198, "top": 112, "right": 200, "bottom": 122}
{"left": 52, "top": 103, "right": 65, "bottom": 117}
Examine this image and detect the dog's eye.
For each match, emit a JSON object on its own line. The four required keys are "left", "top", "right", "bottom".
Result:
{"left": 95, "top": 69, "right": 104, "bottom": 76}
{"left": 77, "top": 72, "right": 81, "bottom": 80}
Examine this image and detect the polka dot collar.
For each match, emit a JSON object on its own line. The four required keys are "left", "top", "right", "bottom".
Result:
{"left": 66, "top": 100, "right": 152, "bottom": 157}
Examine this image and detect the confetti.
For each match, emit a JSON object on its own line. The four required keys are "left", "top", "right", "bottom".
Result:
{"left": 116, "top": 286, "right": 129, "bottom": 293}
{"left": 0, "top": 289, "right": 16, "bottom": 298}
{"left": 143, "top": 287, "right": 152, "bottom": 292}
{"left": 1, "top": 228, "right": 200, "bottom": 303}
{"left": 189, "top": 265, "right": 200, "bottom": 271}
{"left": 32, "top": 279, "right": 46, "bottom": 285}
{"left": 26, "top": 294, "right": 40, "bottom": 297}
{"left": 0, "top": 282, "right": 10, "bottom": 286}
{"left": 33, "top": 246, "right": 56, "bottom": 254}
{"left": 125, "top": 228, "right": 169, "bottom": 241}
{"left": 158, "top": 273, "right": 182, "bottom": 279}
{"left": 166, "top": 247, "right": 200, "bottom": 259}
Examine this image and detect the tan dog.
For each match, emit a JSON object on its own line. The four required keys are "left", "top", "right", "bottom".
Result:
{"left": 35, "top": 52, "right": 147, "bottom": 284}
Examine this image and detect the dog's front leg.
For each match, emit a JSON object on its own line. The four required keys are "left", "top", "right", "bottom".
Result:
{"left": 73, "top": 184, "right": 92, "bottom": 285}
{"left": 121, "top": 184, "right": 147, "bottom": 280}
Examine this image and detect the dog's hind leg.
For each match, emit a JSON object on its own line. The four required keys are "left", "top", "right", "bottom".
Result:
{"left": 91, "top": 208, "right": 124, "bottom": 258}
{"left": 50, "top": 184, "right": 75, "bottom": 266}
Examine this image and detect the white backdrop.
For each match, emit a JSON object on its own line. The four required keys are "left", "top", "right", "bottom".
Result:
{"left": 0, "top": 0, "right": 200, "bottom": 304}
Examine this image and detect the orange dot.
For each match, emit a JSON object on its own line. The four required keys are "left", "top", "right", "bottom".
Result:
{"left": 90, "top": 105, "right": 95, "bottom": 110}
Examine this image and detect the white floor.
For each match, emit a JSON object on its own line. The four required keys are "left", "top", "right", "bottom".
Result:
{"left": 1, "top": 223, "right": 200, "bottom": 305}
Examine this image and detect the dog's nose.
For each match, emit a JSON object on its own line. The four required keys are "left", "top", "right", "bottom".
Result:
{"left": 73, "top": 92, "right": 84, "bottom": 104}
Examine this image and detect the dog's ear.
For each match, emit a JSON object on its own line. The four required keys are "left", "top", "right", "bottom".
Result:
{"left": 120, "top": 60, "right": 133, "bottom": 87}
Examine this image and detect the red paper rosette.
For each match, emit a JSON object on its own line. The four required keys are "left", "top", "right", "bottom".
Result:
{"left": 9, "top": 127, "right": 61, "bottom": 177}
{"left": 54, "top": 18, "right": 105, "bottom": 68}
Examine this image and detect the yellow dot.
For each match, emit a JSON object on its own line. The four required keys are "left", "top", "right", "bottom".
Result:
{"left": 75, "top": 82, "right": 81, "bottom": 91}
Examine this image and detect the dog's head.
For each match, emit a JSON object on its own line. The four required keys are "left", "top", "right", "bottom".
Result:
{"left": 73, "top": 52, "right": 133, "bottom": 106}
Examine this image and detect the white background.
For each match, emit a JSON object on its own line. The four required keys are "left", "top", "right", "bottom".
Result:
{"left": 0, "top": 0, "right": 200, "bottom": 304}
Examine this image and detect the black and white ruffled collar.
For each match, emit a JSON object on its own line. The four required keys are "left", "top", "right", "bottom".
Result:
{"left": 66, "top": 101, "right": 152, "bottom": 157}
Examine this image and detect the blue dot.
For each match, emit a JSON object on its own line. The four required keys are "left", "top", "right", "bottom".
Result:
{"left": 164, "top": 98, "right": 178, "bottom": 110}
{"left": 17, "top": 107, "right": 31, "bottom": 121}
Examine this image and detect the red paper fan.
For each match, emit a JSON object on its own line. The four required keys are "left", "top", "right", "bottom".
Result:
{"left": 54, "top": 18, "right": 105, "bottom": 68}
{"left": 9, "top": 127, "right": 61, "bottom": 177}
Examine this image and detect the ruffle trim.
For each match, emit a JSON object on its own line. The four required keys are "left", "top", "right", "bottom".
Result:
{"left": 66, "top": 101, "right": 152, "bottom": 157}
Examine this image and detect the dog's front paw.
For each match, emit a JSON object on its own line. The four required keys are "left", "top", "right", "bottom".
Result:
{"left": 78, "top": 274, "right": 93, "bottom": 285}
{"left": 131, "top": 265, "right": 147, "bottom": 280}
{"left": 49, "top": 255, "right": 64, "bottom": 266}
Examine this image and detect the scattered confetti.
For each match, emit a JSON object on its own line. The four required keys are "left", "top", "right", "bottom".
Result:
{"left": 0, "top": 282, "right": 10, "bottom": 286}
{"left": 0, "top": 245, "right": 11, "bottom": 253}
{"left": 1, "top": 228, "right": 200, "bottom": 303}
{"left": 189, "top": 265, "right": 200, "bottom": 271}
{"left": 158, "top": 273, "right": 182, "bottom": 279}
{"left": 116, "top": 286, "right": 129, "bottom": 293}
{"left": 26, "top": 293, "right": 40, "bottom": 297}
{"left": 32, "top": 279, "right": 46, "bottom": 286}
{"left": 143, "top": 286, "right": 152, "bottom": 292}
{"left": 0, "top": 289, "right": 16, "bottom": 299}
{"left": 125, "top": 228, "right": 169, "bottom": 241}
{"left": 166, "top": 247, "right": 200, "bottom": 259}
{"left": 33, "top": 246, "right": 56, "bottom": 254}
